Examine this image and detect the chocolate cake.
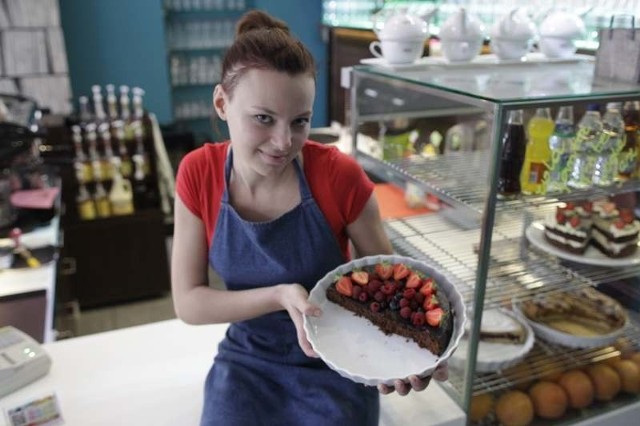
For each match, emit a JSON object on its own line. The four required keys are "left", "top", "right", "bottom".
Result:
{"left": 325, "top": 263, "right": 454, "bottom": 355}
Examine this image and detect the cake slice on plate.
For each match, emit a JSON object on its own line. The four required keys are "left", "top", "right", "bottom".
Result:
{"left": 325, "top": 262, "right": 454, "bottom": 355}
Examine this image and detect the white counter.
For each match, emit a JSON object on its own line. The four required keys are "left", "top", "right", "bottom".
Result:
{"left": 0, "top": 217, "right": 59, "bottom": 343}
{"left": 0, "top": 319, "right": 466, "bottom": 426}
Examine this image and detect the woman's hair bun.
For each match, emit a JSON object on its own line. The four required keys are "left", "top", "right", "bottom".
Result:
{"left": 236, "top": 10, "right": 289, "bottom": 37}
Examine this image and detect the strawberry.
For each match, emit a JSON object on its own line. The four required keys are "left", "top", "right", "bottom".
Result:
{"left": 569, "top": 215, "right": 581, "bottom": 228}
{"left": 426, "top": 308, "right": 444, "bottom": 327}
{"left": 556, "top": 211, "right": 567, "bottom": 225}
{"left": 405, "top": 272, "right": 423, "bottom": 289}
{"left": 582, "top": 201, "right": 593, "bottom": 213}
{"left": 393, "top": 263, "right": 410, "bottom": 280}
{"left": 565, "top": 202, "right": 576, "bottom": 210}
{"left": 614, "top": 218, "right": 626, "bottom": 229}
{"left": 423, "top": 294, "right": 439, "bottom": 311}
{"left": 375, "top": 262, "right": 393, "bottom": 280}
{"left": 620, "top": 208, "right": 635, "bottom": 224}
{"left": 336, "top": 276, "right": 353, "bottom": 297}
{"left": 351, "top": 270, "right": 369, "bottom": 286}
{"left": 419, "top": 278, "right": 436, "bottom": 297}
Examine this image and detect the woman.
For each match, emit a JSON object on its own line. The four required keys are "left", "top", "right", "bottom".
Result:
{"left": 172, "top": 10, "right": 443, "bottom": 426}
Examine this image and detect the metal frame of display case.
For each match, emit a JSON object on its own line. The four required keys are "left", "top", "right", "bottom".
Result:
{"left": 348, "top": 58, "right": 640, "bottom": 417}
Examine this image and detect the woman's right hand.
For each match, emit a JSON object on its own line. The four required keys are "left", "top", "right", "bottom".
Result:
{"left": 277, "top": 283, "right": 322, "bottom": 358}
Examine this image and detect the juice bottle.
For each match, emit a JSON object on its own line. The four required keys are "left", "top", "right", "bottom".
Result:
{"left": 620, "top": 100, "right": 639, "bottom": 179}
{"left": 498, "top": 110, "right": 527, "bottom": 199}
{"left": 547, "top": 106, "right": 576, "bottom": 193}
{"left": 520, "top": 108, "right": 554, "bottom": 195}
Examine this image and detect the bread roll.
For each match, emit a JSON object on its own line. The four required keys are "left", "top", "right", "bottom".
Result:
{"left": 495, "top": 390, "right": 534, "bottom": 426}
{"left": 558, "top": 369, "right": 594, "bottom": 409}
{"left": 529, "top": 381, "right": 568, "bottom": 419}
{"left": 586, "top": 363, "right": 621, "bottom": 401}
{"left": 469, "top": 392, "right": 494, "bottom": 423}
{"left": 610, "top": 359, "right": 640, "bottom": 394}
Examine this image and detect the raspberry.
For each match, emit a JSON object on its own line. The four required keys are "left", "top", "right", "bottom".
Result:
{"left": 399, "top": 298, "right": 410, "bottom": 308}
{"left": 374, "top": 291, "right": 385, "bottom": 302}
{"left": 358, "top": 291, "right": 369, "bottom": 303}
{"left": 381, "top": 282, "right": 395, "bottom": 295}
{"left": 352, "top": 286, "right": 362, "bottom": 299}
{"left": 403, "top": 288, "right": 416, "bottom": 300}
{"left": 400, "top": 306, "right": 412, "bottom": 319}
{"left": 368, "top": 279, "right": 383, "bottom": 293}
{"left": 370, "top": 302, "right": 381, "bottom": 313}
{"left": 410, "top": 300, "right": 419, "bottom": 310}
{"left": 415, "top": 292, "right": 425, "bottom": 304}
{"left": 412, "top": 314, "right": 425, "bottom": 327}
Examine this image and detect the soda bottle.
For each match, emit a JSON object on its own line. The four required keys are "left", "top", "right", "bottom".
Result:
{"left": 520, "top": 108, "right": 554, "bottom": 195}
{"left": 568, "top": 104, "right": 602, "bottom": 189}
{"left": 620, "top": 100, "right": 639, "bottom": 179}
{"left": 594, "top": 102, "right": 625, "bottom": 186}
{"left": 547, "top": 106, "right": 576, "bottom": 193}
{"left": 498, "top": 110, "right": 527, "bottom": 199}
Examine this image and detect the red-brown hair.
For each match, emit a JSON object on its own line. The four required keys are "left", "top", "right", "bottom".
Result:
{"left": 220, "top": 10, "right": 316, "bottom": 98}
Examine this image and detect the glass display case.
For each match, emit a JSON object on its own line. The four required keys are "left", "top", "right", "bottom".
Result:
{"left": 348, "top": 58, "right": 640, "bottom": 422}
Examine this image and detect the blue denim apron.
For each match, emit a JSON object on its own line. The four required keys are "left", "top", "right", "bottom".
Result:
{"left": 200, "top": 150, "right": 379, "bottom": 426}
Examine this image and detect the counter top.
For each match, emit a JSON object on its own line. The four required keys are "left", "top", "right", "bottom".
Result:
{"left": 0, "top": 319, "right": 466, "bottom": 426}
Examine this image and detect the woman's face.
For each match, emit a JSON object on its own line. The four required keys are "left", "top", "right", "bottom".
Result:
{"left": 214, "top": 68, "right": 315, "bottom": 177}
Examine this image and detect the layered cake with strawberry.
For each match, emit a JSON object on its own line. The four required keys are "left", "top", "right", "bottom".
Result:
{"left": 544, "top": 201, "right": 592, "bottom": 255}
{"left": 591, "top": 200, "right": 639, "bottom": 258}
{"left": 325, "top": 262, "right": 454, "bottom": 355}
{"left": 543, "top": 199, "right": 639, "bottom": 258}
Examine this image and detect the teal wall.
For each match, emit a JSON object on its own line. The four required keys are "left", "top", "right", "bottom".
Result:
{"left": 59, "top": 0, "right": 173, "bottom": 123}
{"left": 59, "top": 0, "right": 328, "bottom": 128}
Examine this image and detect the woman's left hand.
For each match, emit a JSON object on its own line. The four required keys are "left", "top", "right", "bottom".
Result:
{"left": 377, "top": 362, "right": 448, "bottom": 396}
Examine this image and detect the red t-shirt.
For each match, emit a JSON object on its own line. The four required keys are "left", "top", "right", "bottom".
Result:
{"left": 176, "top": 141, "right": 374, "bottom": 260}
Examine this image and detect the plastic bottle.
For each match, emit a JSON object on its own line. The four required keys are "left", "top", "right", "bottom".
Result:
{"left": 620, "top": 100, "right": 640, "bottom": 179}
{"left": 76, "top": 184, "right": 97, "bottom": 220}
{"left": 520, "top": 108, "right": 554, "bottom": 195}
{"left": 109, "top": 158, "right": 135, "bottom": 216}
{"left": 567, "top": 104, "right": 602, "bottom": 189}
{"left": 547, "top": 106, "right": 576, "bottom": 193}
{"left": 497, "top": 110, "right": 527, "bottom": 199}
{"left": 594, "top": 102, "right": 625, "bottom": 186}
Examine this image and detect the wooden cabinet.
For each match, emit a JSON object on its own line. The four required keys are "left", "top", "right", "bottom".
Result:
{"left": 60, "top": 210, "right": 170, "bottom": 308}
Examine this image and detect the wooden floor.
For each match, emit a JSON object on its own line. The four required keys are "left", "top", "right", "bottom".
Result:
{"left": 55, "top": 237, "right": 224, "bottom": 339}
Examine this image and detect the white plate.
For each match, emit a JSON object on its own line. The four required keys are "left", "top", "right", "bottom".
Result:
{"left": 303, "top": 254, "right": 467, "bottom": 387}
{"left": 360, "top": 53, "right": 593, "bottom": 71}
{"left": 359, "top": 56, "right": 434, "bottom": 71}
{"left": 512, "top": 294, "right": 627, "bottom": 349}
{"left": 525, "top": 221, "right": 640, "bottom": 267}
{"left": 449, "top": 308, "right": 535, "bottom": 373}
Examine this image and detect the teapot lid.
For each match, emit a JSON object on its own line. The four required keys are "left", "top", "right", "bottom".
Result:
{"left": 490, "top": 9, "right": 536, "bottom": 40}
{"left": 439, "top": 8, "right": 485, "bottom": 41}
{"left": 376, "top": 8, "right": 428, "bottom": 41}
{"left": 539, "top": 10, "right": 586, "bottom": 38}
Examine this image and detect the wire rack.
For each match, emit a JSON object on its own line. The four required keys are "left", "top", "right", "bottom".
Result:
{"left": 365, "top": 150, "right": 640, "bottom": 216}
{"left": 384, "top": 213, "right": 640, "bottom": 397}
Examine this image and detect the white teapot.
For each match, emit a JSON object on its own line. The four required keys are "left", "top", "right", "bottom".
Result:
{"left": 369, "top": 7, "right": 432, "bottom": 64}
{"left": 490, "top": 9, "right": 537, "bottom": 60}
{"left": 439, "top": 8, "right": 485, "bottom": 63}
{"left": 538, "top": 10, "right": 586, "bottom": 58}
